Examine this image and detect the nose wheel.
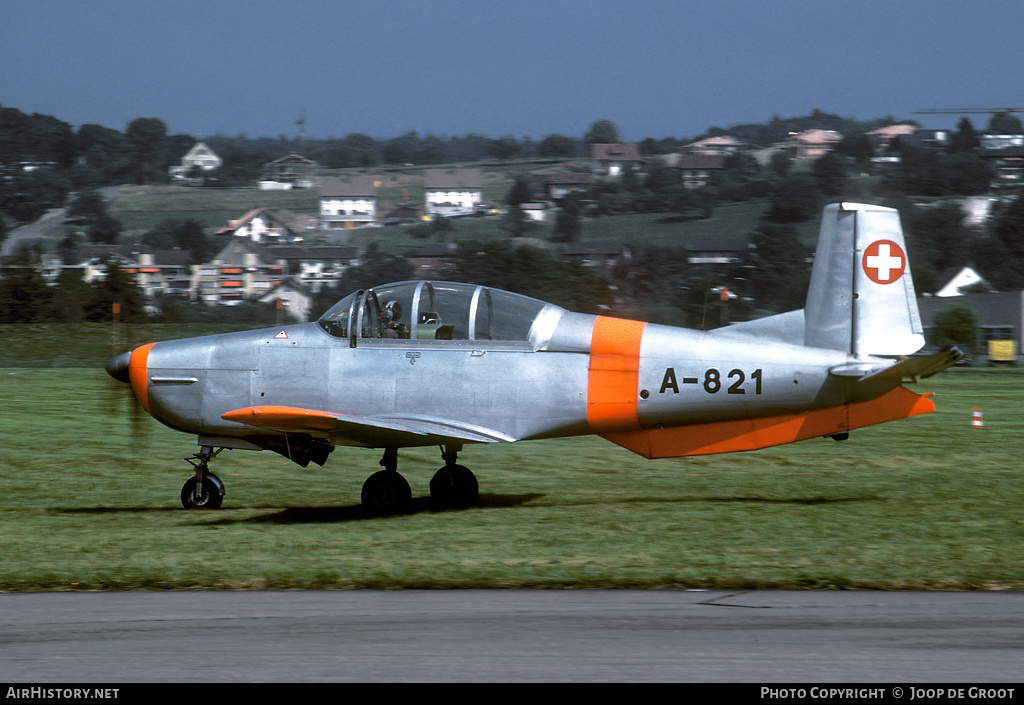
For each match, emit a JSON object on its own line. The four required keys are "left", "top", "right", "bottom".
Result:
{"left": 181, "top": 447, "right": 226, "bottom": 509}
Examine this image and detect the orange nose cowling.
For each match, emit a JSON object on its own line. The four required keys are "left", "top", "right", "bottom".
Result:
{"left": 127, "top": 343, "right": 156, "bottom": 413}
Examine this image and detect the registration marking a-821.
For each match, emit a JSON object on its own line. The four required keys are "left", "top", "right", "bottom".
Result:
{"left": 658, "top": 367, "right": 764, "bottom": 395}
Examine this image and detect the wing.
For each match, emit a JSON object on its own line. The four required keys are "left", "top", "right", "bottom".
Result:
{"left": 222, "top": 405, "right": 515, "bottom": 447}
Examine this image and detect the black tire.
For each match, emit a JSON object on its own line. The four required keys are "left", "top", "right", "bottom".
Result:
{"left": 430, "top": 464, "right": 479, "bottom": 509}
{"left": 181, "top": 474, "right": 225, "bottom": 509}
{"left": 361, "top": 470, "right": 412, "bottom": 515}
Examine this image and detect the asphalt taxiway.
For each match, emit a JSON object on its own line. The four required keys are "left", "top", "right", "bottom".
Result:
{"left": 1, "top": 590, "right": 1021, "bottom": 682}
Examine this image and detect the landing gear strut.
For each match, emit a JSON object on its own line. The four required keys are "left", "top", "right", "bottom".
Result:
{"left": 181, "top": 446, "right": 225, "bottom": 509}
{"left": 429, "top": 444, "right": 478, "bottom": 509}
{"left": 359, "top": 445, "right": 479, "bottom": 514}
{"left": 361, "top": 447, "right": 412, "bottom": 515}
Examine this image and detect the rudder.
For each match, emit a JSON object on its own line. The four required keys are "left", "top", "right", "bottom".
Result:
{"left": 804, "top": 203, "right": 924, "bottom": 357}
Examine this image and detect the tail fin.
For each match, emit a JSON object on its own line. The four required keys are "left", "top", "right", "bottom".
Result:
{"left": 804, "top": 203, "right": 924, "bottom": 357}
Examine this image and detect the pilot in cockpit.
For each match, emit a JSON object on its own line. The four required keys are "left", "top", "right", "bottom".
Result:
{"left": 381, "top": 300, "right": 409, "bottom": 338}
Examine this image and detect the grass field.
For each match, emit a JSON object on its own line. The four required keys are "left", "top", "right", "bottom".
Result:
{"left": 1, "top": 349, "right": 1022, "bottom": 591}
{"left": 103, "top": 179, "right": 794, "bottom": 255}
{"left": 345, "top": 200, "right": 792, "bottom": 255}
{"left": 108, "top": 185, "right": 321, "bottom": 232}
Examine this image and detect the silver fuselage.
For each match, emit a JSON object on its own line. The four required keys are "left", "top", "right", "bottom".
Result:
{"left": 138, "top": 310, "right": 878, "bottom": 449}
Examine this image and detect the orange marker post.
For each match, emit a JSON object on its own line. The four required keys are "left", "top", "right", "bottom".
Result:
{"left": 971, "top": 407, "right": 984, "bottom": 429}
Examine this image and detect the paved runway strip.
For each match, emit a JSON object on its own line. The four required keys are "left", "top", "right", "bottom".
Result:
{"left": 1, "top": 590, "right": 1021, "bottom": 682}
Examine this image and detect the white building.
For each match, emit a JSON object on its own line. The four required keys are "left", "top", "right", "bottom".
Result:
{"left": 319, "top": 176, "right": 378, "bottom": 229}
{"left": 169, "top": 141, "right": 222, "bottom": 182}
{"left": 215, "top": 208, "right": 307, "bottom": 243}
{"left": 424, "top": 169, "right": 482, "bottom": 216}
{"left": 935, "top": 265, "right": 989, "bottom": 297}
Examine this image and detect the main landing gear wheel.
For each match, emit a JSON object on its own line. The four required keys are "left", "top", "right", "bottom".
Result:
{"left": 430, "top": 464, "right": 478, "bottom": 509}
{"left": 361, "top": 447, "right": 412, "bottom": 515}
{"left": 361, "top": 470, "right": 412, "bottom": 515}
{"left": 430, "top": 444, "right": 478, "bottom": 509}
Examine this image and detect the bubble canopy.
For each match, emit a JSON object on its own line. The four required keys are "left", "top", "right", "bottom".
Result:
{"left": 317, "top": 280, "right": 563, "bottom": 348}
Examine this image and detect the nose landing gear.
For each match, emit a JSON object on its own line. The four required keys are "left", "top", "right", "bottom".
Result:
{"left": 181, "top": 446, "right": 225, "bottom": 509}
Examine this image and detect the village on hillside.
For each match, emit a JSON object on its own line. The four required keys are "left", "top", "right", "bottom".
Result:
{"left": 2, "top": 114, "right": 1024, "bottom": 363}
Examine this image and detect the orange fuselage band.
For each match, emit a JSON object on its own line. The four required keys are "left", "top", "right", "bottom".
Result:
{"left": 587, "top": 316, "right": 648, "bottom": 433}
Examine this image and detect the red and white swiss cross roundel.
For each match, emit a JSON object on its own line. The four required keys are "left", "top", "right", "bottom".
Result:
{"left": 862, "top": 239, "right": 906, "bottom": 285}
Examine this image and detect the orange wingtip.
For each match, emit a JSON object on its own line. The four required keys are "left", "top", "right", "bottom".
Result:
{"left": 602, "top": 387, "right": 935, "bottom": 459}
{"left": 222, "top": 405, "right": 339, "bottom": 431}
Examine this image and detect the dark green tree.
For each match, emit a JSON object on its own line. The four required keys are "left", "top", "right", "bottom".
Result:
{"left": 901, "top": 202, "right": 974, "bottom": 293}
{"left": 336, "top": 242, "right": 413, "bottom": 293}
{"left": 66, "top": 189, "right": 108, "bottom": 222}
{"left": 931, "top": 305, "right": 977, "bottom": 350}
{"left": 501, "top": 204, "right": 535, "bottom": 238}
{"left": 768, "top": 151, "right": 792, "bottom": 177}
{"left": 487, "top": 136, "right": 519, "bottom": 160}
{"left": 612, "top": 244, "right": 692, "bottom": 323}
{"left": 537, "top": 134, "right": 577, "bottom": 157}
{"left": 811, "top": 151, "right": 847, "bottom": 196}
{"left": 126, "top": 117, "right": 169, "bottom": 184}
{"left": 985, "top": 111, "right": 1024, "bottom": 135}
{"left": 765, "top": 174, "right": 821, "bottom": 223}
{"left": 0, "top": 244, "right": 52, "bottom": 322}
{"left": 0, "top": 168, "right": 71, "bottom": 222}
{"left": 506, "top": 175, "right": 533, "bottom": 206}
{"left": 837, "top": 132, "right": 875, "bottom": 167}
{"left": 584, "top": 119, "right": 622, "bottom": 145}
{"left": 745, "top": 222, "right": 812, "bottom": 312}
{"left": 447, "top": 241, "right": 611, "bottom": 313}
{"left": 87, "top": 259, "right": 145, "bottom": 322}
{"left": 949, "top": 117, "right": 980, "bottom": 153}
{"left": 76, "top": 123, "right": 132, "bottom": 184}
{"left": 552, "top": 197, "right": 582, "bottom": 242}
{"left": 978, "top": 193, "right": 1024, "bottom": 289}
{"left": 139, "top": 219, "right": 210, "bottom": 261}
{"left": 86, "top": 213, "right": 123, "bottom": 244}
{"left": 644, "top": 160, "right": 677, "bottom": 199}
{"left": 51, "top": 267, "right": 91, "bottom": 322}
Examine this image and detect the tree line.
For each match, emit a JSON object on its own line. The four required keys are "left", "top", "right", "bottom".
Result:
{"left": 2, "top": 104, "right": 1007, "bottom": 223}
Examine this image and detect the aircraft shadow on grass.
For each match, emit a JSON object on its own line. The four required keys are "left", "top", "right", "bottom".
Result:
{"left": 207, "top": 492, "right": 545, "bottom": 525}
{"left": 53, "top": 493, "right": 880, "bottom": 526}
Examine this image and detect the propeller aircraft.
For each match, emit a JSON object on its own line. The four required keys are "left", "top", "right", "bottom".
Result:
{"left": 106, "top": 203, "right": 961, "bottom": 513}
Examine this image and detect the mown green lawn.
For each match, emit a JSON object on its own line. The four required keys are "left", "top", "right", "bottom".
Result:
{"left": 108, "top": 185, "right": 321, "bottom": 231}
{"left": 1, "top": 361, "right": 1022, "bottom": 591}
{"left": 104, "top": 181, "right": 785, "bottom": 254}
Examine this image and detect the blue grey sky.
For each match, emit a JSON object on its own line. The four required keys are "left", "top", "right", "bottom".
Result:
{"left": 3, "top": 0, "right": 1023, "bottom": 141}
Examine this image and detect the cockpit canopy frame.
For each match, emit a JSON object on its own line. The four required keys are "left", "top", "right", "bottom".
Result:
{"left": 317, "top": 280, "right": 564, "bottom": 350}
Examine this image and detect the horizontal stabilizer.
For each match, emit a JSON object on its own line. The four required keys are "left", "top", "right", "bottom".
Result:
{"left": 222, "top": 405, "right": 513, "bottom": 445}
{"left": 601, "top": 387, "right": 934, "bottom": 459}
{"left": 829, "top": 346, "right": 964, "bottom": 382}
